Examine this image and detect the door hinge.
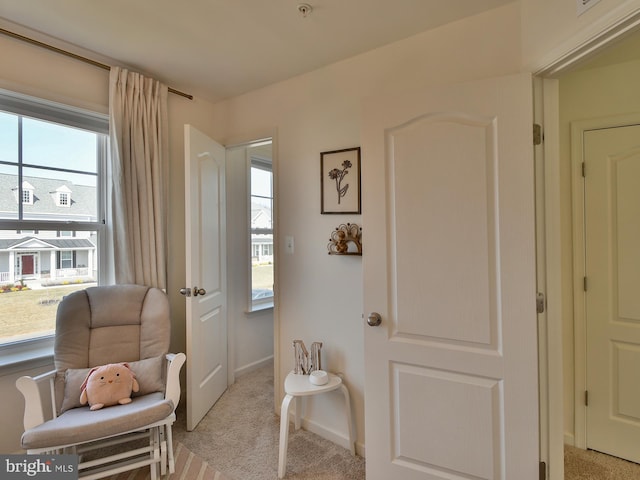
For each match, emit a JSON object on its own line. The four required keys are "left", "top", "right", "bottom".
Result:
{"left": 536, "top": 292, "right": 546, "bottom": 314}
{"left": 583, "top": 276, "right": 588, "bottom": 292}
{"left": 539, "top": 461, "right": 547, "bottom": 480}
{"left": 585, "top": 390, "right": 589, "bottom": 406}
{"left": 533, "top": 123, "right": 543, "bottom": 146}
{"left": 582, "top": 162, "right": 586, "bottom": 177}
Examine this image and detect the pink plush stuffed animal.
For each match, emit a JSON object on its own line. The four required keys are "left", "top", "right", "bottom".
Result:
{"left": 80, "top": 363, "right": 140, "bottom": 411}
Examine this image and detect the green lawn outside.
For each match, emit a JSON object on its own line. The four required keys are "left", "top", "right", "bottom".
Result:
{"left": 1, "top": 267, "right": 272, "bottom": 344}
{"left": 0, "top": 284, "right": 90, "bottom": 343}
{"left": 252, "top": 264, "right": 273, "bottom": 290}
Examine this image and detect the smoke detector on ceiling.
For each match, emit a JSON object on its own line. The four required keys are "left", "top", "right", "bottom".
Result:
{"left": 297, "top": 3, "right": 313, "bottom": 18}
{"left": 577, "top": 0, "right": 601, "bottom": 15}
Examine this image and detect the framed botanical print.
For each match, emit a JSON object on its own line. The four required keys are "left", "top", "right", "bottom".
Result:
{"left": 320, "top": 147, "right": 361, "bottom": 214}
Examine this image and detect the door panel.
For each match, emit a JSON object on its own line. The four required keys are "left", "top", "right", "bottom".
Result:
{"left": 392, "top": 364, "right": 501, "bottom": 479}
{"left": 184, "top": 124, "right": 228, "bottom": 431}
{"left": 584, "top": 124, "right": 640, "bottom": 462}
{"left": 392, "top": 115, "right": 497, "bottom": 347}
{"left": 362, "top": 73, "right": 538, "bottom": 480}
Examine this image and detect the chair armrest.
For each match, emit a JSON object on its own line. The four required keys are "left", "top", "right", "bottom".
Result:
{"left": 16, "top": 370, "right": 56, "bottom": 430}
{"left": 165, "top": 353, "right": 186, "bottom": 411}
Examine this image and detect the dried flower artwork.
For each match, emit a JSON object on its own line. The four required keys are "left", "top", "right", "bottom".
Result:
{"left": 327, "top": 160, "right": 352, "bottom": 205}
{"left": 321, "top": 147, "right": 361, "bottom": 214}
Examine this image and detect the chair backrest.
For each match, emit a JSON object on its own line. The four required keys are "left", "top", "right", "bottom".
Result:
{"left": 54, "top": 284, "right": 170, "bottom": 371}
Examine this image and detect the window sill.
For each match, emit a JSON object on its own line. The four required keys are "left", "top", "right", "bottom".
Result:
{"left": 0, "top": 337, "right": 54, "bottom": 375}
{"left": 246, "top": 302, "right": 274, "bottom": 315}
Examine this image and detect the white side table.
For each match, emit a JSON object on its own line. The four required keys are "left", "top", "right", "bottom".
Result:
{"left": 278, "top": 371, "right": 355, "bottom": 478}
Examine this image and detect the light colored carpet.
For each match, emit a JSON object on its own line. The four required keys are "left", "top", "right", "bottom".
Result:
{"left": 107, "top": 442, "right": 232, "bottom": 480}
{"left": 173, "top": 362, "right": 365, "bottom": 480}
{"left": 565, "top": 445, "right": 640, "bottom": 479}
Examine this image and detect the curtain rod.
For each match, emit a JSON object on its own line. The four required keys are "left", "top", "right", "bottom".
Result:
{"left": 0, "top": 27, "right": 193, "bottom": 100}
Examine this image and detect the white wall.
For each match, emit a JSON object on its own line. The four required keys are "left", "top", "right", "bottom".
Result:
{"left": 210, "top": 3, "right": 522, "bottom": 453}
{"left": 0, "top": 359, "right": 55, "bottom": 453}
{"left": 521, "top": 0, "right": 640, "bottom": 71}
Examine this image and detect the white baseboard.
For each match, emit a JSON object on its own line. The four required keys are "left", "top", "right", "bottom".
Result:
{"left": 234, "top": 355, "right": 273, "bottom": 377}
{"left": 291, "top": 415, "right": 365, "bottom": 458}
{"left": 564, "top": 432, "right": 575, "bottom": 446}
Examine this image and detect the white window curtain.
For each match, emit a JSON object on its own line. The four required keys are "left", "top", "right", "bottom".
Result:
{"left": 108, "top": 67, "right": 168, "bottom": 289}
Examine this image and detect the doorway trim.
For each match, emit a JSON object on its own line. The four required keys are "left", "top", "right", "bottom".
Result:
{"left": 223, "top": 128, "right": 279, "bottom": 411}
{"left": 534, "top": 76, "right": 564, "bottom": 480}
{"left": 534, "top": 8, "right": 640, "bottom": 78}
{"left": 535, "top": 7, "right": 640, "bottom": 480}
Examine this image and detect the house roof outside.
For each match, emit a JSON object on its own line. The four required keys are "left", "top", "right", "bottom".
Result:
{"left": 0, "top": 236, "right": 94, "bottom": 250}
{"left": 0, "top": 173, "right": 97, "bottom": 221}
{"left": 251, "top": 201, "right": 272, "bottom": 230}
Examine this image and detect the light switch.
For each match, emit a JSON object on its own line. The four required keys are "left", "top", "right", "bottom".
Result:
{"left": 285, "top": 235, "right": 294, "bottom": 254}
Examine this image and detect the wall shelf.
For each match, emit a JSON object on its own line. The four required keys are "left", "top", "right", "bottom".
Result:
{"left": 327, "top": 223, "right": 362, "bottom": 256}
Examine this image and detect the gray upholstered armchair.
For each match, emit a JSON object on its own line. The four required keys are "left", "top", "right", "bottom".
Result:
{"left": 16, "top": 284, "right": 186, "bottom": 480}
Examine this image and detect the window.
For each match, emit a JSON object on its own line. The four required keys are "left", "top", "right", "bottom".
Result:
{"left": 21, "top": 184, "right": 33, "bottom": 205}
{"left": 249, "top": 140, "right": 274, "bottom": 310}
{"left": 56, "top": 189, "right": 71, "bottom": 207}
{"left": 0, "top": 89, "right": 108, "bottom": 346}
{"left": 58, "top": 251, "right": 74, "bottom": 269}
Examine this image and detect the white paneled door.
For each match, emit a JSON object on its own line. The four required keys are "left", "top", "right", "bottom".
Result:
{"left": 184, "top": 124, "right": 228, "bottom": 431}
{"left": 362, "top": 73, "right": 539, "bottom": 480}
{"left": 584, "top": 124, "right": 640, "bottom": 463}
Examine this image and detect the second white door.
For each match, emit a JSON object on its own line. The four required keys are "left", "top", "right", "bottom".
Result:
{"left": 184, "top": 124, "right": 228, "bottom": 431}
{"left": 584, "top": 122, "right": 640, "bottom": 462}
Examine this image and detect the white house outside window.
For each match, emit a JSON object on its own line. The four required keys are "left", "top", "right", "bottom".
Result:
{"left": 0, "top": 89, "right": 108, "bottom": 347}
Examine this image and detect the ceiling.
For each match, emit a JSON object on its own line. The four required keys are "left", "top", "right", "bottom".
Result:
{"left": 0, "top": 0, "right": 513, "bottom": 103}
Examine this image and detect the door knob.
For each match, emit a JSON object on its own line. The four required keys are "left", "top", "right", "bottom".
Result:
{"left": 179, "top": 287, "right": 206, "bottom": 297}
{"left": 367, "top": 312, "right": 382, "bottom": 327}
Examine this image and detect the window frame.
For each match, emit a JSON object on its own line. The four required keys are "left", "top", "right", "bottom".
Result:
{"left": 0, "top": 89, "right": 108, "bottom": 355}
